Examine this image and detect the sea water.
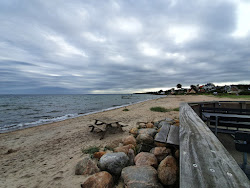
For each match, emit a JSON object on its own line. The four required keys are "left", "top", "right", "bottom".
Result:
{"left": 0, "top": 94, "right": 163, "bottom": 133}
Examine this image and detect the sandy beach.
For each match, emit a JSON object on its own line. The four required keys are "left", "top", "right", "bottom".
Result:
{"left": 0, "top": 95, "right": 247, "bottom": 188}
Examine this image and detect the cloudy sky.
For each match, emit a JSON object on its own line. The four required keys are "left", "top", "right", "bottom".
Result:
{"left": 0, "top": 0, "right": 250, "bottom": 94}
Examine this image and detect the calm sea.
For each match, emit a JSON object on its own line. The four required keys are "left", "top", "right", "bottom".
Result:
{"left": 0, "top": 94, "right": 163, "bottom": 133}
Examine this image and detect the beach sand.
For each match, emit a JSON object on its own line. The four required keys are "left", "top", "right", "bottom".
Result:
{"left": 0, "top": 95, "right": 245, "bottom": 188}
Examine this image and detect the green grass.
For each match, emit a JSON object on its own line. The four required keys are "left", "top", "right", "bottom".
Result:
{"left": 172, "top": 107, "right": 180, "bottom": 111}
{"left": 82, "top": 146, "right": 100, "bottom": 155}
{"left": 150, "top": 106, "right": 170, "bottom": 112}
{"left": 215, "top": 95, "right": 250, "bottom": 99}
{"left": 150, "top": 106, "right": 179, "bottom": 112}
{"left": 204, "top": 94, "right": 250, "bottom": 99}
{"left": 104, "top": 146, "right": 114, "bottom": 151}
{"left": 123, "top": 108, "right": 129, "bottom": 111}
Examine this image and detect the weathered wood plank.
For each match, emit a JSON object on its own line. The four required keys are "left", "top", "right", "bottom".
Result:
{"left": 180, "top": 103, "right": 250, "bottom": 188}
{"left": 154, "top": 123, "right": 171, "bottom": 143}
{"left": 166, "top": 125, "right": 179, "bottom": 145}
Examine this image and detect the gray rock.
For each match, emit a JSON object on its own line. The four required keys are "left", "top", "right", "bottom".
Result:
{"left": 75, "top": 156, "right": 100, "bottom": 175}
{"left": 121, "top": 166, "right": 163, "bottom": 188}
{"left": 155, "top": 120, "right": 172, "bottom": 129}
{"left": 165, "top": 118, "right": 175, "bottom": 124}
{"left": 138, "top": 128, "right": 157, "bottom": 137}
{"left": 99, "top": 152, "right": 129, "bottom": 175}
{"left": 136, "top": 134, "right": 154, "bottom": 145}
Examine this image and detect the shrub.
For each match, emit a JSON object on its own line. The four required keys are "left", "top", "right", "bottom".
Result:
{"left": 150, "top": 107, "right": 170, "bottom": 112}
{"left": 239, "top": 91, "right": 250, "bottom": 95}
{"left": 150, "top": 106, "right": 180, "bottom": 112}
{"left": 82, "top": 146, "right": 100, "bottom": 155}
{"left": 104, "top": 146, "right": 114, "bottom": 151}
{"left": 173, "top": 107, "right": 179, "bottom": 111}
{"left": 123, "top": 108, "right": 129, "bottom": 111}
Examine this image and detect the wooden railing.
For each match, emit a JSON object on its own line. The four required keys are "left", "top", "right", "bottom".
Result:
{"left": 180, "top": 103, "right": 250, "bottom": 188}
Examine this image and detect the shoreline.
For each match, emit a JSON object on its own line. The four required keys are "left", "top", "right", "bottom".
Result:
{"left": 0, "top": 95, "right": 248, "bottom": 188}
{"left": 0, "top": 95, "right": 165, "bottom": 134}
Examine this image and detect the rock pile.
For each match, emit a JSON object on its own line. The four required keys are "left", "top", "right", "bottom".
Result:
{"left": 77, "top": 118, "right": 180, "bottom": 188}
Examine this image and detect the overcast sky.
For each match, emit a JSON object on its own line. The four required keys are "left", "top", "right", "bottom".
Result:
{"left": 0, "top": 0, "right": 250, "bottom": 94}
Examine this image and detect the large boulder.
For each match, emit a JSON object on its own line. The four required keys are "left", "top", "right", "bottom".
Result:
{"left": 122, "top": 136, "right": 137, "bottom": 146}
{"left": 81, "top": 171, "right": 113, "bottom": 188}
{"left": 150, "top": 147, "right": 171, "bottom": 162}
{"left": 121, "top": 166, "right": 163, "bottom": 188}
{"left": 99, "top": 152, "right": 129, "bottom": 175}
{"left": 138, "top": 128, "right": 157, "bottom": 137}
{"left": 158, "top": 156, "right": 178, "bottom": 185}
{"left": 136, "top": 134, "right": 154, "bottom": 145}
{"left": 134, "top": 152, "right": 158, "bottom": 168}
{"left": 75, "top": 156, "right": 100, "bottom": 175}
{"left": 114, "top": 144, "right": 135, "bottom": 155}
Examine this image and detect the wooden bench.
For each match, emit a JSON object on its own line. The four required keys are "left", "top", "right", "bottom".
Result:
{"left": 88, "top": 119, "right": 128, "bottom": 139}
{"left": 180, "top": 103, "right": 250, "bottom": 188}
{"left": 202, "top": 112, "right": 250, "bottom": 135}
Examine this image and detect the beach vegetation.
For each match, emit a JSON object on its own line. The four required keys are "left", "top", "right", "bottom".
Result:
{"left": 123, "top": 108, "right": 129, "bottom": 111}
{"left": 214, "top": 94, "right": 250, "bottom": 99}
{"left": 104, "top": 146, "right": 114, "bottom": 151}
{"left": 173, "top": 107, "right": 179, "bottom": 111}
{"left": 150, "top": 107, "right": 170, "bottom": 112}
{"left": 150, "top": 106, "right": 180, "bottom": 112}
{"left": 239, "top": 91, "right": 250, "bottom": 95}
{"left": 201, "top": 93, "right": 250, "bottom": 99}
{"left": 82, "top": 146, "right": 100, "bottom": 155}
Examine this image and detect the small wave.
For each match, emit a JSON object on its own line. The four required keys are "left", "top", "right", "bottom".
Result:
{"left": 4, "top": 107, "right": 32, "bottom": 111}
{"left": 48, "top": 110, "right": 61, "bottom": 113}
{"left": 0, "top": 113, "right": 78, "bottom": 133}
{"left": 4, "top": 109, "right": 13, "bottom": 111}
{"left": 26, "top": 113, "right": 38, "bottom": 116}
{"left": 0, "top": 104, "right": 11, "bottom": 107}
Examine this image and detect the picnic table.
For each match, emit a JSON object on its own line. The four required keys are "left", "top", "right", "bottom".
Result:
{"left": 88, "top": 118, "right": 128, "bottom": 139}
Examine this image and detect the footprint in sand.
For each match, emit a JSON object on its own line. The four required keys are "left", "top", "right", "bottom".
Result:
{"left": 53, "top": 176, "right": 63, "bottom": 180}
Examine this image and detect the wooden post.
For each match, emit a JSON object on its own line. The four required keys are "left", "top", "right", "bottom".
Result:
{"left": 215, "top": 116, "right": 218, "bottom": 136}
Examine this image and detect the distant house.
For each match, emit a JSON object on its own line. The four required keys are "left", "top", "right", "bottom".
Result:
{"left": 187, "top": 89, "right": 196, "bottom": 94}
{"left": 176, "top": 89, "right": 186, "bottom": 95}
{"left": 199, "top": 89, "right": 206, "bottom": 93}
{"left": 203, "top": 83, "right": 216, "bottom": 91}
{"left": 228, "top": 86, "right": 240, "bottom": 94}
{"left": 171, "top": 91, "right": 176, "bottom": 95}
{"left": 224, "top": 85, "right": 231, "bottom": 93}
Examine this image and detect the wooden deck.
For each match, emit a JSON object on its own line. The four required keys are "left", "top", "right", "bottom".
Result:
{"left": 180, "top": 103, "right": 250, "bottom": 188}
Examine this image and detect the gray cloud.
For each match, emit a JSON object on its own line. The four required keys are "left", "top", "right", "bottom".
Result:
{"left": 0, "top": 0, "right": 249, "bottom": 94}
